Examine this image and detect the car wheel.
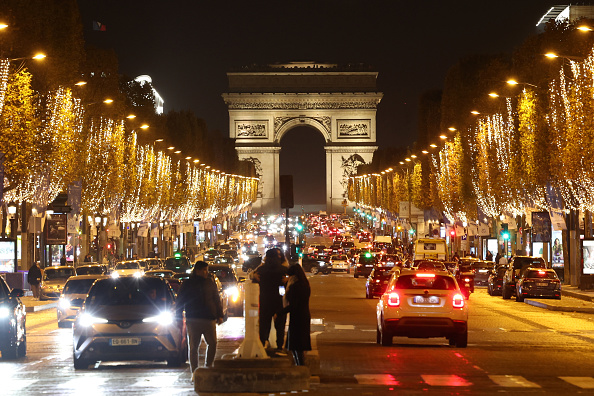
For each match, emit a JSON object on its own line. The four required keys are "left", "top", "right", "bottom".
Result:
{"left": 487, "top": 285, "right": 492, "bottom": 296}
{"left": 354, "top": 273, "right": 359, "bottom": 278}
{"left": 380, "top": 322, "right": 392, "bottom": 346}
{"left": 73, "top": 354, "right": 91, "bottom": 370}
{"left": 455, "top": 330, "right": 468, "bottom": 348}
{"left": 555, "top": 295, "right": 561, "bottom": 300}
{"left": 2, "top": 343, "right": 19, "bottom": 359}
{"left": 516, "top": 289, "right": 524, "bottom": 302}
{"left": 310, "top": 266, "right": 319, "bottom": 275}
{"left": 502, "top": 285, "right": 511, "bottom": 299}
{"left": 167, "top": 352, "right": 184, "bottom": 367}
{"left": 448, "top": 337, "right": 456, "bottom": 346}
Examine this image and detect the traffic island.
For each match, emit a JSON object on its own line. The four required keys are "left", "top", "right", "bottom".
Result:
{"left": 193, "top": 353, "right": 310, "bottom": 393}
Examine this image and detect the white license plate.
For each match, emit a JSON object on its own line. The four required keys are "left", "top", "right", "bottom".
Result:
{"left": 536, "top": 283, "right": 548, "bottom": 287}
{"left": 110, "top": 337, "right": 141, "bottom": 346}
{"left": 414, "top": 296, "right": 440, "bottom": 304}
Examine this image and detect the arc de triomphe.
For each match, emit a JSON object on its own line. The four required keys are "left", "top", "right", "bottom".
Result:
{"left": 222, "top": 62, "right": 383, "bottom": 214}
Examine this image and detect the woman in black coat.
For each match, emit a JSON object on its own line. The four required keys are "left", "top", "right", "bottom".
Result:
{"left": 282, "top": 264, "right": 311, "bottom": 365}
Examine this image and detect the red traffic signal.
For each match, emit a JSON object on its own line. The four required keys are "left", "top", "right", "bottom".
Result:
{"left": 449, "top": 230, "right": 456, "bottom": 237}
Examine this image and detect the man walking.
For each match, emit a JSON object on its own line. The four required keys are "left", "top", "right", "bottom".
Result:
{"left": 27, "top": 261, "right": 42, "bottom": 299}
{"left": 176, "top": 261, "right": 224, "bottom": 373}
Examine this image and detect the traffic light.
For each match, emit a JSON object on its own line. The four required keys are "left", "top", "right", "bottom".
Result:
{"left": 296, "top": 223, "right": 303, "bottom": 232}
{"left": 501, "top": 223, "right": 510, "bottom": 240}
{"left": 450, "top": 229, "right": 455, "bottom": 237}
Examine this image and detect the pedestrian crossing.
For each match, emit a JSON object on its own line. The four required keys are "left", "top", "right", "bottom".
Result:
{"left": 343, "top": 374, "right": 594, "bottom": 390}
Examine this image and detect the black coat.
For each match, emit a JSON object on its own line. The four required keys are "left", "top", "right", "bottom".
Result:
{"left": 176, "top": 274, "right": 224, "bottom": 320}
{"left": 282, "top": 276, "right": 311, "bottom": 351}
{"left": 27, "top": 265, "right": 42, "bottom": 286}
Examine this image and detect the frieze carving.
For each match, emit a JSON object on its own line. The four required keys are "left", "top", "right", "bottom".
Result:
{"left": 235, "top": 120, "right": 268, "bottom": 138}
{"left": 226, "top": 100, "right": 380, "bottom": 110}
{"left": 338, "top": 119, "right": 371, "bottom": 138}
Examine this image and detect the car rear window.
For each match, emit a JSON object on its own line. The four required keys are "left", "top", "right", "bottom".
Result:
{"left": 44, "top": 268, "right": 75, "bottom": 280}
{"left": 115, "top": 262, "right": 140, "bottom": 270}
{"left": 524, "top": 270, "right": 558, "bottom": 279}
{"left": 76, "top": 266, "right": 104, "bottom": 275}
{"left": 513, "top": 257, "right": 546, "bottom": 269}
{"left": 164, "top": 257, "right": 191, "bottom": 271}
{"left": 86, "top": 277, "right": 172, "bottom": 307}
{"left": 64, "top": 278, "right": 97, "bottom": 294}
{"left": 395, "top": 275, "right": 457, "bottom": 290}
{"left": 373, "top": 268, "right": 392, "bottom": 277}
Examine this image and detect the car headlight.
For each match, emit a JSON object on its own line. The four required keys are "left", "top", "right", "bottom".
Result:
{"left": 59, "top": 297, "right": 71, "bottom": 309}
{"left": 133, "top": 271, "right": 143, "bottom": 278}
{"left": 111, "top": 272, "right": 120, "bottom": 278}
{"left": 79, "top": 313, "right": 108, "bottom": 327}
{"left": 143, "top": 311, "right": 174, "bottom": 326}
{"left": 186, "top": 268, "right": 192, "bottom": 274}
{"left": 226, "top": 286, "right": 240, "bottom": 302}
{"left": 0, "top": 307, "right": 10, "bottom": 318}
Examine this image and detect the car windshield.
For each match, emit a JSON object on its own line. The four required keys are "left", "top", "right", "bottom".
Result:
{"left": 86, "top": 277, "right": 172, "bottom": 307}
{"left": 0, "top": 278, "right": 10, "bottom": 299}
{"left": 332, "top": 255, "right": 348, "bottom": 260}
{"left": 164, "top": 257, "right": 191, "bottom": 272}
{"left": 215, "top": 257, "right": 232, "bottom": 263}
{"left": 395, "top": 274, "right": 457, "bottom": 290}
{"left": 525, "top": 270, "right": 558, "bottom": 279}
{"left": 115, "top": 262, "right": 140, "bottom": 270}
{"left": 210, "top": 268, "right": 237, "bottom": 283}
{"left": 76, "top": 266, "right": 104, "bottom": 275}
{"left": 44, "top": 268, "right": 75, "bottom": 280}
{"left": 63, "top": 278, "right": 97, "bottom": 295}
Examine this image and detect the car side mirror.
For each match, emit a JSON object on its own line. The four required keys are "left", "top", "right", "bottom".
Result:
{"left": 10, "top": 288, "right": 24, "bottom": 298}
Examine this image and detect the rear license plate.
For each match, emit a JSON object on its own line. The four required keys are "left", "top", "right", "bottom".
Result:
{"left": 413, "top": 296, "right": 440, "bottom": 304}
{"left": 365, "top": 265, "right": 373, "bottom": 267}
{"left": 536, "top": 283, "right": 548, "bottom": 287}
{"left": 110, "top": 338, "right": 141, "bottom": 346}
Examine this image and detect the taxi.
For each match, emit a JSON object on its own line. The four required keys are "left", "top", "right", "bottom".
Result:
{"left": 376, "top": 268, "right": 468, "bottom": 347}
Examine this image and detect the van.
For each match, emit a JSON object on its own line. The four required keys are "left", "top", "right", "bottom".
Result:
{"left": 414, "top": 238, "right": 447, "bottom": 260}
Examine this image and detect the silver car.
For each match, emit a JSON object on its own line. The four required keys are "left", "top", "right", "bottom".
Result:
{"left": 72, "top": 276, "right": 186, "bottom": 369}
{"left": 57, "top": 275, "right": 105, "bottom": 328}
{"left": 40, "top": 266, "right": 76, "bottom": 300}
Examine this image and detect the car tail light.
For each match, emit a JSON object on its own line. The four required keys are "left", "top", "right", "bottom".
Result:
{"left": 453, "top": 293, "right": 465, "bottom": 308}
{"left": 464, "top": 278, "right": 471, "bottom": 282}
{"left": 387, "top": 292, "right": 400, "bottom": 307}
{"left": 416, "top": 273, "right": 435, "bottom": 278}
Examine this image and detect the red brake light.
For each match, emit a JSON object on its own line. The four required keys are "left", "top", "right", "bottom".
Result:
{"left": 464, "top": 278, "right": 471, "bottom": 282}
{"left": 538, "top": 270, "right": 546, "bottom": 275}
{"left": 416, "top": 273, "right": 436, "bottom": 278}
{"left": 387, "top": 292, "right": 400, "bottom": 307}
{"left": 453, "top": 293, "right": 465, "bottom": 308}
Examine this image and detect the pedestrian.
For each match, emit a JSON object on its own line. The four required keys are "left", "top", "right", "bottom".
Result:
{"left": 486, "top": 251, "right": 493, "bottom": 262}
{"left": 176, "top": 261, "right": 224, "bottom": 374}
{"left": 60, "top": 254, "right": 66, "bottom": 266}
{"left": 253, "top": 247, "right": 288, "bottom": 350}
{"left": 495, "top": 252, "right": 502, "bottom": 264}
{"left": 27, "top": 261, "right": 42, "bottom": 299}
{"left": 499, "top": 254, "right": 508, "bottom": 265}
{"left": 83, "top": 253, "right": 92, "bottom": 263}
{"left": 282, "top": 264, "right": 311, "bottom": 366}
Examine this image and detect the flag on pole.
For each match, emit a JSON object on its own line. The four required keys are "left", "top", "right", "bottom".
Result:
{"left": 92, "top": 21, "right": 106, "bottom": 31}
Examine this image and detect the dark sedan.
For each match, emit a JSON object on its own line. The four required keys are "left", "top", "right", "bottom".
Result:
{"left": 365, "top": 266, "right": 393, "bottom": 298}
{"left": 487, "top": 265, "right": 507, "bottom": 296}
{"left": 354, "top": 252, "right": 376, "bottom": 278}
{"left": 208, "top": 264, "right": 245, "bottom": 316}
{"left": 0, "top": 276, "right": 26, "bottom": 359}
{"left": 516, "top": 268, "right": 561, "bottom": 301}
{"left": 302, "top": 254, "right": 331, "bottom": 274}
{"left": 471, "top": 260, "right": 494, "bottom": 286}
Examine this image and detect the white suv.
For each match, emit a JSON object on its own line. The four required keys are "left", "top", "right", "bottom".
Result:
{"left": 376, "top": 269, "right": 468, "bottom": 347}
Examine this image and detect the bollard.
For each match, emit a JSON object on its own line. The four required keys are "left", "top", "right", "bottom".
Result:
{"left": 237, "top": 279, "right": 268, "bottom": 358}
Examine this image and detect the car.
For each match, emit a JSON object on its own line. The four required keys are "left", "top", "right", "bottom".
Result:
{"left": 207, "top": 264, "right": 245, "bottom": 316}
{"left": 354, "top": 251, "right": 376, "bottom": 278}
{"left": 40, "top": 266, "right": 76, "bottom": 300}
{"left": 378, "top": 254, "right": 401, "bottom": 268}
{"left": 301, "top": 254, "right": 332, "bottom": 275}
{"left": 145, "top": 269, "right": 176, "bottom": 278}
{"left": 340, "top": 241, "right": 355, "bottom": 253}
{"left": 72, "top": 276, "right": 187, "bottom": 369}
{"left": 412, "top": 260, "right": 447, "bottom": 272}
{"left": 75, "top": 264, "right": 108, "bottom": 276}
{"left": 225, "top": 249, "right": 240, "bottom": 265}
{"left": 216, "top": 243, "right": 232, "bottom": 251}
{"left": 0, "top": 276, "right": 26, "bottom": 359}
{"left": 515, "top": 268, "right": 561, "bottom": 302}
{"left": 376, "top": 269, "right": 468, "bottom": 347}
{"left": 57, "top": 275, "right": 105, "bottom": 328}
{"left": 142, "top": 258, "right": 163, "bottom": 270}
{"left": 203, "top": 249, "right": 222, "bottom": 262}
{"left": 502, "top": 256, "right": 547, "bottom": 299}
{"left": 471, "top": 260, "right": 494, "bottom": 286}
{"left": 330, "top": 254, "right": 350, "bottom": 273}
{"left": 163, "top": 255, "right": 193, "bottom": 274}
{"left": 214, "top": 255, "right": 235, "bottom": 266}
{"left": 455, "top": 263, "right": 475, "bottom": 299}
{"left": 307, "top": 244, "right": 326, "bottom": 255}
{"left": 111, "top": 261, "right": 144, "bottom": 278}
{"left": 365, "top": 266, "right": 393, "bottom": 298}
{"left": 358, "top": 232, "right": 371, "bottom": 243}
{"left": 487, "top": 265, "right": 507, "bottom": 296}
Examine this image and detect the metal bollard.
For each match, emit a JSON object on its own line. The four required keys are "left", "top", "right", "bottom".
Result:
{"left": 237, "top": 279, "right": 268, "bottom": 358}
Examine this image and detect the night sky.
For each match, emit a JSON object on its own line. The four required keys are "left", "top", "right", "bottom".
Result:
{"left": 78, "top": 0, "right": 564, "bottom": 208}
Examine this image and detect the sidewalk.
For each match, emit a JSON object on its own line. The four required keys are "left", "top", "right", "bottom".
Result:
{"left": 523, "top": 286, "right": 594, "bottom": 313}
{"left": 21, "top": 295, "right": 58, "bottom": 313}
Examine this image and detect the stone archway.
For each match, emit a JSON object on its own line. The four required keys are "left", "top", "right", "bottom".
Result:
{"left": 222, "top": 62, "right": 383, "bottom": 213}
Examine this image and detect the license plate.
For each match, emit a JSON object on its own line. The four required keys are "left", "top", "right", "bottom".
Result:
{"left": 414, "top": 296, "right": 439, "bottom": 304}
{"left": 110, "top": 338, "right": 141, "bottom": 346}
{"left": 365, "top": 265, "right": 373, "bottom": 267}
{"left": 536, "top": 283, "right": 548, "bottom": 287}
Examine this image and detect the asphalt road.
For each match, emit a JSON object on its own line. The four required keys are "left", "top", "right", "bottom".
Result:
{"left": 5, "top": 233, "right": 594, "bottom": 395}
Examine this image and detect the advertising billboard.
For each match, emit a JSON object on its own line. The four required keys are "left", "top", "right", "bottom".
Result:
{"left": 0, "top": 239, "right": 17, "bottom": 273}
{"left": 583, "top": 239, "right": 594, "bottom": 275}
{"left": 45, "top": 214, "right": 67, "bottom": 245}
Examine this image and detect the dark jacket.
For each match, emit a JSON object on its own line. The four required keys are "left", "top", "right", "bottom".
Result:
{"left": 254, "top": 262, "right": 287, "bottom": 312}
{"left": 27, "top": 265, "right": 42, "bottom": 286}
{"left": 282, "top": 275, "right": 312, "bottom": 351}
{"left": 176, "top": 274, "right": 224, "bottom": 320}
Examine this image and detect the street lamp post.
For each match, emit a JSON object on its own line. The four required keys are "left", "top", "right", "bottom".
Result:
{"left": 94, "top": 215, "right": 102, "bottom": 263}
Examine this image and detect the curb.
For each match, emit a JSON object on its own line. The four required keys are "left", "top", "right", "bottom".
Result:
{"left": 25, "top": 302, "right": 57, "bottom": 313}
{"left": 524, "top": 299, "right": 594, "bottom": 313}
{"left": 562, "top": 289, "right": 594, "bottom": 302}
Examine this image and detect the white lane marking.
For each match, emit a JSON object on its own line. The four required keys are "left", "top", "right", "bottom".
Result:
{"left": 5, "top": 379, "right": 38, "bottom": 392}
{"left": 422, "top": 375, "right": 473, "bottom": 386}
{"left": 355, "top": 374, "right": 398, "bottom": 385}
{"left": 334, "top": 325, "right": 355, "bottom": 330}
{"left": 488, "top": 375, "right": 541, "bottom": 388}
{"left": 560, "top": 377, "right": 594, "bottom": 389}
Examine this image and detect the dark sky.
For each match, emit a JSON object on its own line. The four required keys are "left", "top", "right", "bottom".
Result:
{"left": 78, "top": 0, "right": 563, "bottom": 207}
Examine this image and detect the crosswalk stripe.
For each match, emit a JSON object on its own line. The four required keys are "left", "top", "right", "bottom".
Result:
{"left": 421, "top": 375, "right": 472, "bottom": 386}
{"left": 355, "top": 374, "right": 398, "bottom": 385}
{"left": 560, "top": 376, "right": 594, "bottom": 389}
{"left": 488, "top": 375, "right": 541, "bottom": 388}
